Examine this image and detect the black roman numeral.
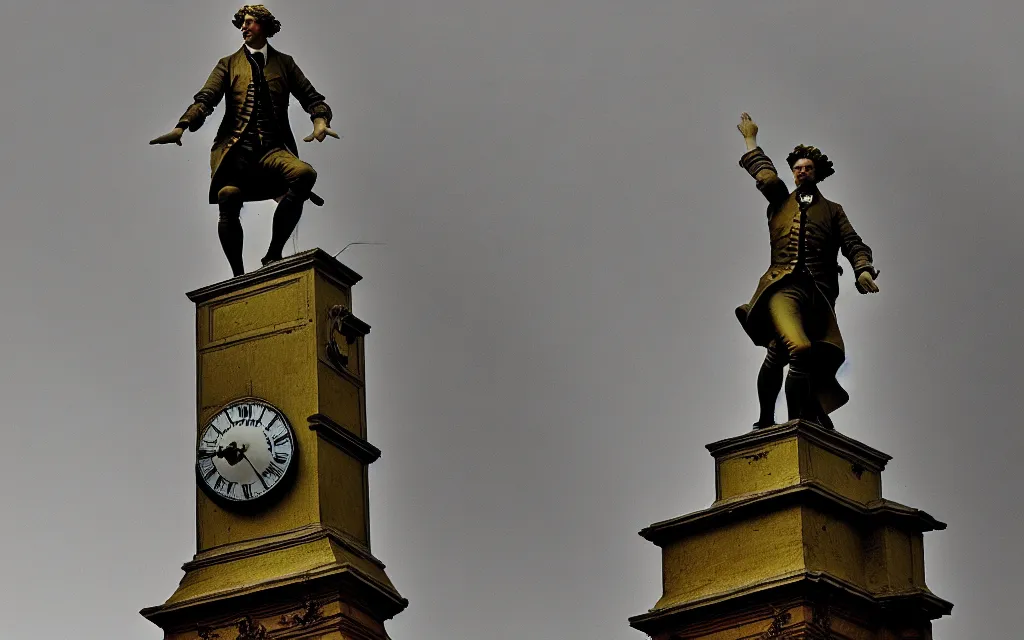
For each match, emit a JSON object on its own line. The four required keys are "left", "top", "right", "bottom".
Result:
{"left": 273, "top": 433, "right": 290, "bottom": 446}
{"left": 263, "top": 462, "right": 284, "bottom": 480}
{"left": 214, "top": 476, "right": 226, "bottom": 492}
{"left": 242, "top": 484, "right": 254, "bottom": 499}
{"left": 273, "top": 452, "right": 288, "bottom": 464}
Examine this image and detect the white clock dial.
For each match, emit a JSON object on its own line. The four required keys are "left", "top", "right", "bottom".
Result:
{"left": 196, "top": 398, "right": 296, "bottom": 503}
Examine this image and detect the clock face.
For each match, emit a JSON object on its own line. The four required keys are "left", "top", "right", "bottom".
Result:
{"left": 196, "top": 398, "right": 296, "bottom": 504}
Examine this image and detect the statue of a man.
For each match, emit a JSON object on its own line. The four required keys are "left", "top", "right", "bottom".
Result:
{"left": 734, "top": 113, "right": 880, "bottom": 430}
{"left": 150, "top": 5, "right": 339, "bottom": 277}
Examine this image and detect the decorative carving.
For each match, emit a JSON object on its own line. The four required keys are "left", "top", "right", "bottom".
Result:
{"left": 280, "top": 594, "right": 325, "bottom": 628}
{"left": 326, "top": 304, "right": 352, "bottom": 368}
{"left": 326, "top": 304, "right": 369, "bottom": 370}
{"left": 759, "top": 606, "right": 791, "bottom": 639}
{"left": 197, "top": 627, "right": 220, "bottom": 640}
{"left": 235, "top": 616, "right": 268, "bottom": 640}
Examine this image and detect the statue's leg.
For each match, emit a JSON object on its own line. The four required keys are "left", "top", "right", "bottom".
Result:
{"left": 767, "top": 288, "right": 824, "bottom": 425}
{"left": 217, "top": 185, "right": 245, "bottom": 277}
{"left": 259, "top": 149, "right": 317, "bottom": 265}
{"left": 815, "top": 408, "right": 835, "bottom": 431}
{"left": 785, "top": 346, "right": 815, "bottom": 423}
{"left": 754, "top": 340, "right": 787, "bottom": 428}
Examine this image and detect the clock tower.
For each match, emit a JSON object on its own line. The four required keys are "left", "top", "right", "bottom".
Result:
{"left": 142, "top": 249, "right": 407, "bottom": 640}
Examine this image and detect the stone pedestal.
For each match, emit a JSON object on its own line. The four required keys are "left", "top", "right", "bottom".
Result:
{"left": 630, "top": 420, "right": 951, "bottom": 639}
{"left": 142, "top": 249, "right": 406, "bottom": 640}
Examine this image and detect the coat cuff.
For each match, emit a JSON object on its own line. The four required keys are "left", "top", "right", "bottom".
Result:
{"left": 309, "top": 103, "right": 333, "bottom": 126}
{"left": 739, "top": 147, "right": 777, "bottom": 178}
{"left": 177, "top": 103, "right": 210, "bottom": 132}
{"left": 854, "top": 264, "right": 877, "bottom": 279}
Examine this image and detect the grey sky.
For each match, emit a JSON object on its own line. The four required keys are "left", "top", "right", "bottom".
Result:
{"left": 0, "top": 1, "right": 1020, "bottom": 638}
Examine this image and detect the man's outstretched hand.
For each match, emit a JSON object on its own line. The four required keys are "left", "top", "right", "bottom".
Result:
{"left": 150, "top": 128, "right": 184, "bottom": 146}
{"left": 856, "top": 270, "right": 880, "bottom": 294}
{"left": 303, "top": 118, "right": 339, "bottom": 143}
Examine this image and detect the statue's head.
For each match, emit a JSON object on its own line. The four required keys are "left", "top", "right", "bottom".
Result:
{"left": 786, "top": 144, "right": 834, "bottom": 185}
{"left": 233, "top": 5, "right": 281, "bottom": 48}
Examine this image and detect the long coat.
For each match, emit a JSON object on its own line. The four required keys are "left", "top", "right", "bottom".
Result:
{"left": 735, "top": 147, "right": 876, "bottom": 414}
{"left": 176, "top": 46, "right": 333, "bottom": 204}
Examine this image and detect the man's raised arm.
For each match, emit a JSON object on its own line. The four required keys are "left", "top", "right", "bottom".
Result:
{"left": 736, "top": 113, "right": 788, "bottom": 205}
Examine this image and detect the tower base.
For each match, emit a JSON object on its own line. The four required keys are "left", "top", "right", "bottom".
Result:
{"left": 630, "top": 420, "right": 951, "bottom": 639}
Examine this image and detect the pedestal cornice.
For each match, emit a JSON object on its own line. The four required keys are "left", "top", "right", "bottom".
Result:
{"left": 640, "top": 482, "right": 946, "bottom": 546}
{"left": 187, "top": 248, "right": 363, "bottom": 304}
{"left": 707, "top": 420, "right": 892, "bottom": 472}
{"left": 629, "top": 570, "right": 953, "bottom": 635}
{"left": 140, "top": 560, "right": 408, "bottom": 632}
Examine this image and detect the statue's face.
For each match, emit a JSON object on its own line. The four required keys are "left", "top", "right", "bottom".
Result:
{"left": 240, "top": 14, "right": 267, "bottom": 48}
{"left": 791, "top": 158, "right": 816, "bottom": 185}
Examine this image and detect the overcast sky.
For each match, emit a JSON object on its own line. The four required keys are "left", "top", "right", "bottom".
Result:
{"left": 0, "top": 2, "right": 1020, "bottom": 638}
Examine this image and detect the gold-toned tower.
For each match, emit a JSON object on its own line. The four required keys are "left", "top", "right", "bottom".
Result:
{"left": 630, "top": 420, "right": 951, "bottom": 639}
{"left": 142, "top": 249, "right": 406, "bottom": 640}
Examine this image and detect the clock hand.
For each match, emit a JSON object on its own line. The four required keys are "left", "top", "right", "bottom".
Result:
{"left": 239, "top": 447, "right": 269, "bottom": 489}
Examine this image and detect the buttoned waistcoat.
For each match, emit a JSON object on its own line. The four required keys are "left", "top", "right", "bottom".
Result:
{"left": 176, "top": 46, "right": 333, "bottom": 204}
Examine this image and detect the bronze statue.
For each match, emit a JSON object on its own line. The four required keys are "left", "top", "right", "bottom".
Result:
{"left": 150, "top": 5, "right": 339, "bottom": 277}
{"left": 735, "top": 113, "right": 879, "bottom": 430}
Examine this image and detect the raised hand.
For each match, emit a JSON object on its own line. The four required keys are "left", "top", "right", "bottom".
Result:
{"left": 737, "top": 112, "right": 758, "bottom": 139}
{"left": 149, "top": 127, "right": 184, "bottom": 146}
{"left": 303, "top": 118, "right": 339, "bottom": 143}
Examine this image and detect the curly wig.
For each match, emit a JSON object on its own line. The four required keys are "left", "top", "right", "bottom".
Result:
{"left": 232, "top": 5, "right": 282, "bottom": 38}
{"left": 786, "top": 144, "right": 835, "bottom": 182}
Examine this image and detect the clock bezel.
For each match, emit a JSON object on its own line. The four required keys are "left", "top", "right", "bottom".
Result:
{"left": 195, "top": 397, "right": 299, "bottom": 509}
